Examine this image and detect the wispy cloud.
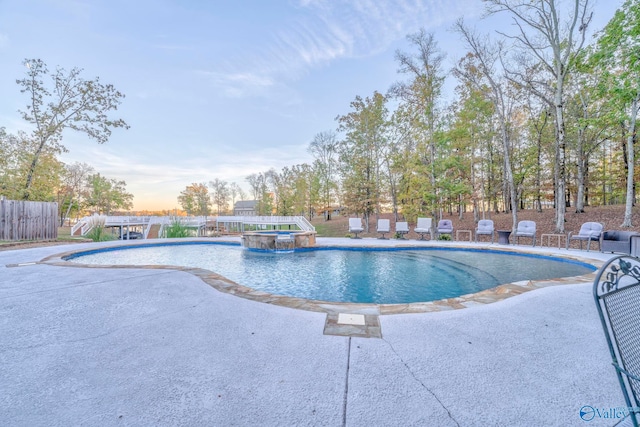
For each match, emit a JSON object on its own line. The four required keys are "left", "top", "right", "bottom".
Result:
{"left": 205, "top": 0, "right": 482, "bottom": 98}
{"left": 61, "top": 142, "right": 311, "bottom": 210}
{"left": 197, "top": 70, "right": 275, "bottom": 98}
{"left": 63, "top": 141, "right": 310, "bottom": 187}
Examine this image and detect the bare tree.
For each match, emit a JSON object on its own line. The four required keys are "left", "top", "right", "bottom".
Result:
{"left": 454, "top": 20, "right": 519, "bottom": 233}
{"left": 59, "top": 162, "right": 95, "bottom": 225}
{"left": 16, "top": 59, "right": 129, "bottom": 199}
{"left": 484, "top": 0, "right": 593, "bottom": 232}
{"left": 246, "top": 172, "right": 272, "bottom": 215}
{"left": 228, "top": 182, "right": 246, "bottom": 212}
{"left": 246, "top": 173, "right": 261, "bottom": 202}
{"left": 208, "top": 178, "right": 230, "bottom": 215}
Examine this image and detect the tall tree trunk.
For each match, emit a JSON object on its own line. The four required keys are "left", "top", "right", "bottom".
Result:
{"left": 554, "top": 88, "right": 567, "bottom": 233}
{"left": 575, "top": 153, "right": 586, "bottom": 213}
{"left": 622, "top": 92, "right": 640, "bottom": 227}
{"left": 23, "top": 137, "right": 48, "bottom": 200}
{"left": 575, "top": 91, "right": 591, "bottom": 213}
{"left": 472, "top": 156, "right": 479, "bottom": 222}
{"left": 535, "top": 134, "right": 543, "bottom": 212}
{"left": 62, "top": 197, "right": 74, "bottom": 227}
{"left": 532, "top": 109, "right": 548, "bottom": 212}
{"left": 575, "top": 123, "right": 586, "bottom": 213}
{"left": 490, "top": 137, "right": 497, "bottom": 213}
{"left": 499, "top": 121, "right": 518, "bottom": 233}
{"left": 584, "top": 161, "right": 590, "bottom": 207}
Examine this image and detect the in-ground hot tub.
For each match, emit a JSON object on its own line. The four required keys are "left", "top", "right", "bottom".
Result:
{"left": 241, "top": 230, "right": 316, "bottom": 251}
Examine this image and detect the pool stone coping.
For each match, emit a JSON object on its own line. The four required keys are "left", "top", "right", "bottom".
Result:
{"left": 38, "top": 240, "right": 604, "bottom": 339}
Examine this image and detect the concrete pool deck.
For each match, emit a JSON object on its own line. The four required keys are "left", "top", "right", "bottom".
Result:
{"left": 0, "top": 237, "right": 631, "bottom": 426}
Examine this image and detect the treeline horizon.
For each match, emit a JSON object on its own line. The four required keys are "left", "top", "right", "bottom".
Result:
{"left": 2, "top": 1, "right": 638, "bottom": 234}
{"left": 194, "top": 0, "right": 638, "bottom": 233}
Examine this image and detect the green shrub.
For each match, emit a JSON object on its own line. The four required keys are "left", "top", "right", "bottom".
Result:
{"left": 165, "top": 220, "right": 191, "bottom": 238}
{"left": 85, "top": 214, "right": 115, "bottom": 242}
{"left": 437, "top": 234, "right": 452, "bottom": 241}
{"left": 86, "top": 225, "right": 116, "bottom": 242}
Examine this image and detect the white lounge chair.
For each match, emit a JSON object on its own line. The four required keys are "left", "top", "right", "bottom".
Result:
{"left": 514, "top": 220, "right": 537, "bottom": 246}
{"left": 567, "top": 222, "right": 603, "bottom": 251}
{"left": 414, "top": 218, "right": 433, "bottom": 240}
{"left": 396, "top": 222, "right": 409, "bottom": 239}
{"left": 349, "top": 218, "right": 364, "bottom": 239}
{"left": 377, "top": 219, "right": 390, "bottom": 239}
{"left": 475, "top": 219, "right": 495, "bottom": 243}
{"left": 437, "top": 219, "right": 454, "bottom": 239}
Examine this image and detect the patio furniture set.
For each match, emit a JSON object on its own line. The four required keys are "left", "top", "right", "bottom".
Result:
{"left": 348, "top": 217, "right": 453, "bottom": 241}
{"left": 564, "top": 222, "right": 640, "bottom": 255}
{"left": 348, "top": 218, "right": 640, "bottom": 255}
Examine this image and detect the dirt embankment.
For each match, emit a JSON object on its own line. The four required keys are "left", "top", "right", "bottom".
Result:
{"left": 311, "top": 205, "right": 640, "bottom": 240}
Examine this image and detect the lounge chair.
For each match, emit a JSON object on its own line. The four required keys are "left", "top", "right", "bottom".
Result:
{"left": 377, "top": 219, "right": 390, "bottom": 239}
{"left": 348, "top": 218, "right": 364, "bottom": 239}
{"left": 436, "top": 219, "right": 454, "bottom": 240}
{"left": 514, "top": 220, "right": 536, "bottom": 246}
{"left": 567, "top": 222, "right": 603, "bottom": 251}
{"left": 414, "top": 218, "right": 433, "bottom": 240}
{"left": 593, "top": 255, "right": 640, "bottom": 427}
{"left": 395, "top": 222, "right": 409, "bottom": 239}
{"left": 475, "top": 219, "right": 494, "bottom": 243}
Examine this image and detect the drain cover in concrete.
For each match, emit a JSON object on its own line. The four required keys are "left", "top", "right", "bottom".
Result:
{"left": 337, "top": 313, "right": 366, "bottom": 325}
{"left": 324, "top": 313, "right": 381, "bottom": 338}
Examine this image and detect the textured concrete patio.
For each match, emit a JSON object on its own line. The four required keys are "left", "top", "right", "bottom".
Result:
{"left": 0, "top": 238, "right": 630, "bottom": 426}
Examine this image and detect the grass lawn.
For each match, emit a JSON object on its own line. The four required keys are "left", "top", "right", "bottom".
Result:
{"left": 0, "top": 226, "right": 91, "bottom": 250}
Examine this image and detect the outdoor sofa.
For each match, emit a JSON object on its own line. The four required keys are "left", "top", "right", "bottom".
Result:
{"left": 601, "top": 230, "right": 640, "bottom": 254}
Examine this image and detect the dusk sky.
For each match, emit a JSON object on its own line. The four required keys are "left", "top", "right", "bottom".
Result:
{"left": 0, "top": 0, "right": 621, "bottom": 211}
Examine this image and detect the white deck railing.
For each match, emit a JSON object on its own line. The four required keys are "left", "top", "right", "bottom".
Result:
{"left": 72, "top": 214, "right": 315, "bottom": 237}
{"left": 294, "top": 216, "right": 315, "bottom": 231}
{"left": 215, "top": 215, "right": 315, "bottom": 232}
{"left": 71, "top": 220, "right": 86, "bottom": 236}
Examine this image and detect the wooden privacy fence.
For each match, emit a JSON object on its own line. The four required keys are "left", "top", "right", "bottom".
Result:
{"left": 0, "top": 198, "right": 58, "bottom": 241}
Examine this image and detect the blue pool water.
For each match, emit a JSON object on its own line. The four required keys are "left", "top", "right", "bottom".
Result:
{"left": 66, "top": 243, "right": 595, "bottom": 304}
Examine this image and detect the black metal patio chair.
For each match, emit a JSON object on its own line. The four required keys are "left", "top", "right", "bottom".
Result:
{"left": 593, "top": 255, "right": 640, "bottom": 427}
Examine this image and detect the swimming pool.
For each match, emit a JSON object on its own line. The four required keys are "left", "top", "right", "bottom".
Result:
{"left": 65, "top": 242, "right": 596, "bottom": 304}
